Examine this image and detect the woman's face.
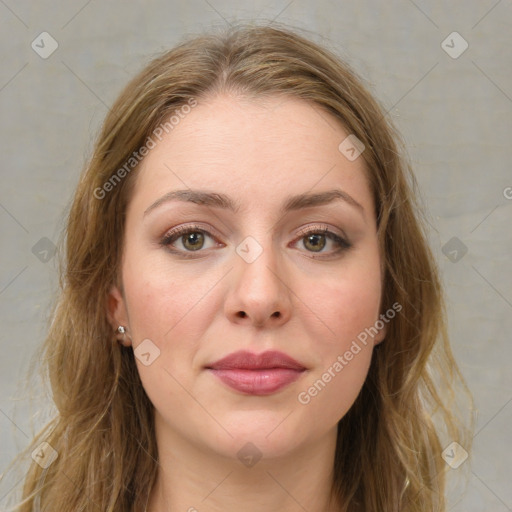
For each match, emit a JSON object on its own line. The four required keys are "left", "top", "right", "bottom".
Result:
{"left": 109, "top": 93, "right": 386, "bottom": 461}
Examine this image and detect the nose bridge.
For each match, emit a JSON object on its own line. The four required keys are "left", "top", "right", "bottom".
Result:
{"left": 226, "top": 231, "right": 292, "bottom": 326}
{"left": 236, "top": 232, "right": 284, "bottom": 297}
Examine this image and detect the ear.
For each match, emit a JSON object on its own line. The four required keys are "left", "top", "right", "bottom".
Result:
{"left": 373, "top": 316, "right": 387, "bottom": 346}
{"left": 107, "top": 284, "right": 132, "bottom": 347}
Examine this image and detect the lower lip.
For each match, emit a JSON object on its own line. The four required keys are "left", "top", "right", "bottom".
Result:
{"left": 207, "top": 368, "right": 305, "bottom": 396}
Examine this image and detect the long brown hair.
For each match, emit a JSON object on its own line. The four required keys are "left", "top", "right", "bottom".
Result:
{"left": 2, "top": 22, "right": 472, "bottom": 511}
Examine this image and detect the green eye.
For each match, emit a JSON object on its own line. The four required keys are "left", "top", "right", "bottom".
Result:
{"left": 303, "top": 233, "right": 326, "bottom": 252}
{"left": 161, "top": 227, "right": 213, "bottom": 252}
{"left": 180, "top": 232, "right": 205, "bottom": 251}
{"left": 295, "top": 228, "right": 351, "bottom": 256}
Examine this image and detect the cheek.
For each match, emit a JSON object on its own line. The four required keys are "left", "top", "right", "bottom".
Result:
{"left": 296, "top": 280, "right": 378, "bottom": 424}
{"left": 121, "top": 252, "right": 224, "bottom": 383}
{"left": 121, "top": 266, "right": 209, "bottom": 410}
{"left": 122, "top": 247, "right": 214, "bottom": 337}
{"left": 306, "top": 255, "right": 383, "bottom": 351}
{"left": 297, "top": 343, "right": 372, "bottom": 427}
{"left": 295, "top": 257, "right": 382, "bottom": 418}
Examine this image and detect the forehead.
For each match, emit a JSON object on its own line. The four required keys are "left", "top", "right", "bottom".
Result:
{"left": 130, "top": 93, "right": 374, "bottom": 217}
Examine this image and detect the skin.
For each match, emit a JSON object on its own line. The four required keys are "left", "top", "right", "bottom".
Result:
{"left": 108, "top": 93, "right": 386, "bottom": 512}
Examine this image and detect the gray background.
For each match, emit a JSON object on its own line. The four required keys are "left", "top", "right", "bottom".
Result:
{"left": 1, "top": 1, "right": 511, "bottom": 510}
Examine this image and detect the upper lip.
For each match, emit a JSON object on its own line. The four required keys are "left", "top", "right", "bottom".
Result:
{"left": 206, "top": 350, "right": 306, "bottom": 371}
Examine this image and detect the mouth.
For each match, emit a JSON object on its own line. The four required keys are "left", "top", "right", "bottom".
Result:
{"left": 205, "top": 350, "right": 307, "bottom": 396}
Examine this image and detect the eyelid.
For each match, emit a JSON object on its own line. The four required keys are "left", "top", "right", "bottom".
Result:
{"left": 160, "top": 223, "right": 223, "bottom": 248}
{"left": 162, "top": 223, "right": 221, "bottom": 239}
{"left": 294, "top": 223, "right": 347, "bottom": 240}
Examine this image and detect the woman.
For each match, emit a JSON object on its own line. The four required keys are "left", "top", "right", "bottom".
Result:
{"left": 4, "top": 22, "right": 471, "bottom": 511}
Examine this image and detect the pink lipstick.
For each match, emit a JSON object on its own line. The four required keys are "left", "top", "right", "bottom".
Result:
{"left": 205, "top": 350, "right": 306, "bottom": 396}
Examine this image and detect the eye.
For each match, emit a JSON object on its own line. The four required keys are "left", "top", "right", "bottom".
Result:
{"left": 160, "top": 225, "right": 219, "bottom": 253}
{"left": 293, "top": 226, "right": 351, "bottom": 257}
{"left": 160, "top": 223, "right": 352, "bottom": 259}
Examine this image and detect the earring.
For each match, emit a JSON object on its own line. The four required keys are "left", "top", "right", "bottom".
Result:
{"left": 116, "top": 325, "right": 129, "bottom": 346}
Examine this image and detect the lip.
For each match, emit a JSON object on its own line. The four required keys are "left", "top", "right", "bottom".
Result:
{"left": 207, "top": 350, "right": 306, "bottom": 371}
{"left": 205, "top": 350, "right": 307, "bottom": 396}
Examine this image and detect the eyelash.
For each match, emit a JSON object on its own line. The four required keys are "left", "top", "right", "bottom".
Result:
{"left": 160, "top": 224, "right": 352, "bottom": 259}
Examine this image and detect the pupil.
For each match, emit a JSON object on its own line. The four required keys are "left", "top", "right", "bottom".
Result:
{"left": 306, "top": 234, "right": 325, "bottom": 252}
{"left": 185, "top": 232, "right": 203, "bottom": 250}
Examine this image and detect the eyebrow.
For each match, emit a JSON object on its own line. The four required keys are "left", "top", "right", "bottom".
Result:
{"left": 143, "top": 188, "right": 365, "bottom": 218}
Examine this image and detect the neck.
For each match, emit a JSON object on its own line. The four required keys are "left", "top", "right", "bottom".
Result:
{"left": 146, "top": 415, "right": 341, "bottom": 512}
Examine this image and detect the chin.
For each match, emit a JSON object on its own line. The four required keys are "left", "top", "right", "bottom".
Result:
{"left": 203, "top": 410, "right": 308, "bottom": 460}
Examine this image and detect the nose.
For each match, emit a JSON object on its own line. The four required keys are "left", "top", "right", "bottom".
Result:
{"left": 224, "top": 238, "right": 292, "bottom": 328}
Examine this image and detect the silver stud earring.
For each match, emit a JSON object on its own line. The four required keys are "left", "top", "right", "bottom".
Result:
{"left": 117, "top": 326, "right": 126, "bottom": 334}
